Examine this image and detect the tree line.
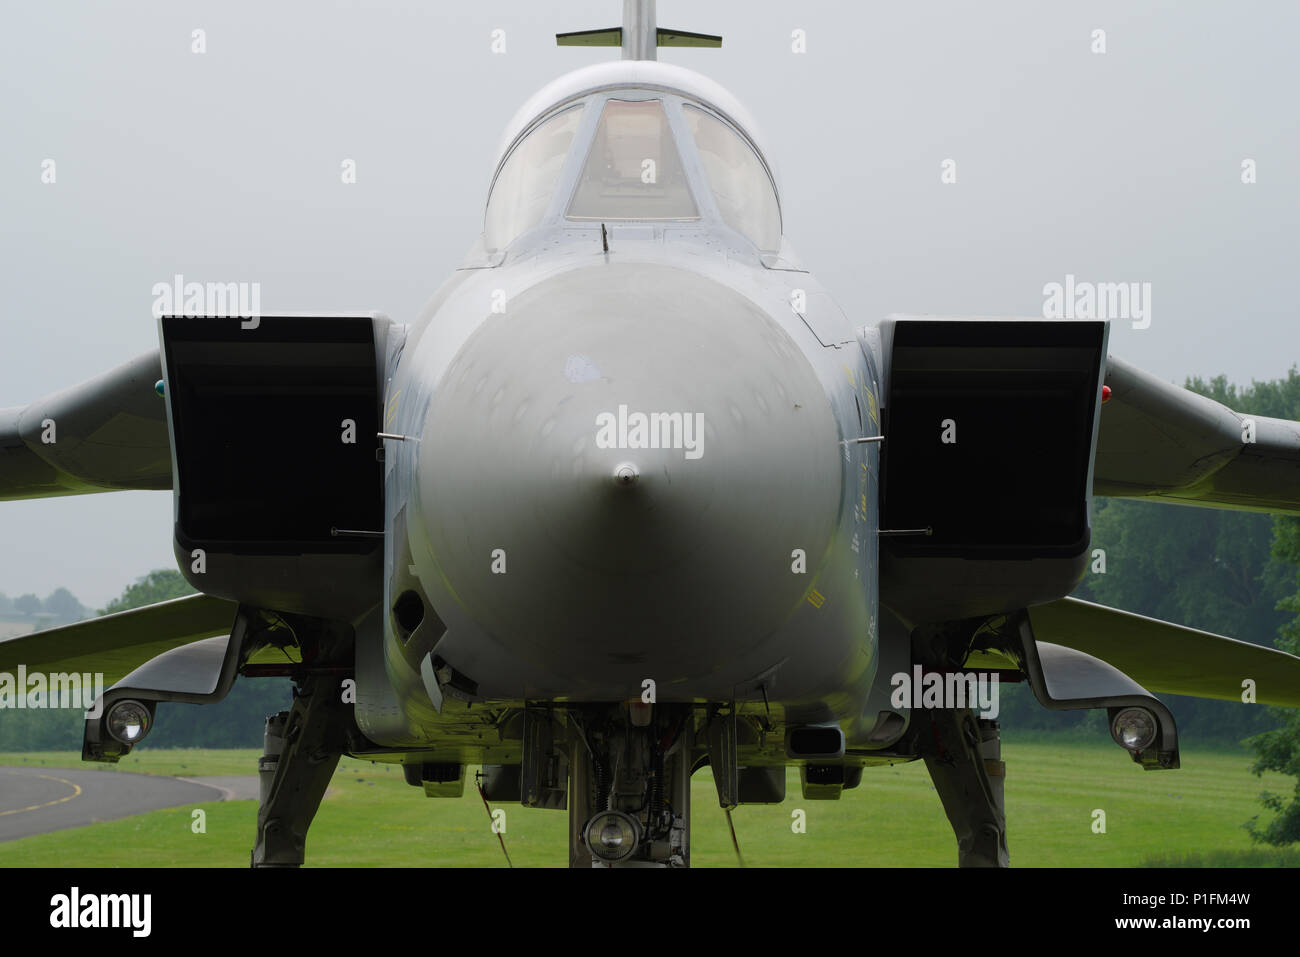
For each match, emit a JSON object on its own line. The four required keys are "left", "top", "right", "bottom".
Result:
{"left": 0, "top": 587, "right": 87, "bottom": 626}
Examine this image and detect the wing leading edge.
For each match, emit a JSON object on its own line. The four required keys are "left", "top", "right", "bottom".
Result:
{"left": 1094, "top": 354, "right": 1300, "bottom": 514}
{"left": 1028, "top": 596, "right": 1300, "bottom": 708}
{"left": 0, "top": 594, "right": 237, "bottom": 689}
{"left": 0, "top": 349, "right": 171, "bottom": 501}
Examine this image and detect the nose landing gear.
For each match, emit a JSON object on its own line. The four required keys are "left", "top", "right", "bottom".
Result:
{"left": 568, "top": 704, "right": 693, "bottom": 868}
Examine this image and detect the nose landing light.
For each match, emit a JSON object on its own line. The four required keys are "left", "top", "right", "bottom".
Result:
{"left": 584, "top": 810, "right": 641, "bottom": 864}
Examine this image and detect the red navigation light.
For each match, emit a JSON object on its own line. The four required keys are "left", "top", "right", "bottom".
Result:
{"left": 1101, "top": 385, "right": 1112, "bottom": 404}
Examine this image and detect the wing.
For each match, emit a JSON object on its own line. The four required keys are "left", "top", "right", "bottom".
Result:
{"left": 1027, "top": 597, "right": 1300, "bottom": 707}
{"left": 0, "top": 594, "right": 237, "bottom": 689}
{"left": 1094, "top": 354, "right": 1300, "bottom": 514}
{"left": 0, "top": 349, "right": 172, "bottom": 501}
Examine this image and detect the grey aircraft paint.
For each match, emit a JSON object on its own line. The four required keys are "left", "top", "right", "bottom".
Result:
{"left": 360, "top": 57, "right": 884, "bottom": 748}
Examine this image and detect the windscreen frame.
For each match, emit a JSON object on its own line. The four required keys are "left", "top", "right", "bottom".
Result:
{"left": 482, "top": 88, "right": 784, "bottom": 248}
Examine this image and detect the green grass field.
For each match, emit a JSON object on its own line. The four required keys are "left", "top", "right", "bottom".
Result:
{"left": 1, "top": 739, "right": 1295, "bottom": 867}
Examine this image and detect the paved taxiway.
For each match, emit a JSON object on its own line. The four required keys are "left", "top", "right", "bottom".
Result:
{"left": 0, "top": 766, "right": 259, "bottom": 842}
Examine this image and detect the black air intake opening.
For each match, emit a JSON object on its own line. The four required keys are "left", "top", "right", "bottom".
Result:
{"left": 162, "top": 315, "right": 383, "bottom": 554}
{"left": 880, "top": 320, "right": 1105, "bottom": 560}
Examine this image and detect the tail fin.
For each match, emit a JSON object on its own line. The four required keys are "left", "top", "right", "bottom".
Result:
{"left": 556, "top": 0, "right": 720, "bottom": 60}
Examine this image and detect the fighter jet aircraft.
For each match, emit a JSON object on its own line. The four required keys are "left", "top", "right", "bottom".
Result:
{"left": 4, "top": 0, "right": 1300, "bottom": 868}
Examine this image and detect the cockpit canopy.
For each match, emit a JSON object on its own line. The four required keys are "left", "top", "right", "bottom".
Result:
{"left": 484, "top": 90, "right": 781, "bottom": 254}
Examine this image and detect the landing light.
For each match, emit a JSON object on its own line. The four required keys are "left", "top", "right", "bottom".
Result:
{"left": 1110, "top": 707, "right": 1157, "bottom": 752}
{"left": 583, "top": 810, "right": 639, "bottom": 863}
{"left": 106, "top": 699, "right": 152, "bottom": 745}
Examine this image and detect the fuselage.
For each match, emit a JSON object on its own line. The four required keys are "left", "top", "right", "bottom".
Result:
{"left": 354, "top": 61, "right": 884, "bottom": 749}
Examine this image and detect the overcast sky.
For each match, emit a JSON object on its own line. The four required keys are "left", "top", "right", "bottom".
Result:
{"left": 2, "top": 0, "right": 1297, "bottom": 608}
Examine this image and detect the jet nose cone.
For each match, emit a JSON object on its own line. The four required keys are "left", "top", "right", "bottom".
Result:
{"left": 417, "top": 264, "right": 841, "bottom": 683}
